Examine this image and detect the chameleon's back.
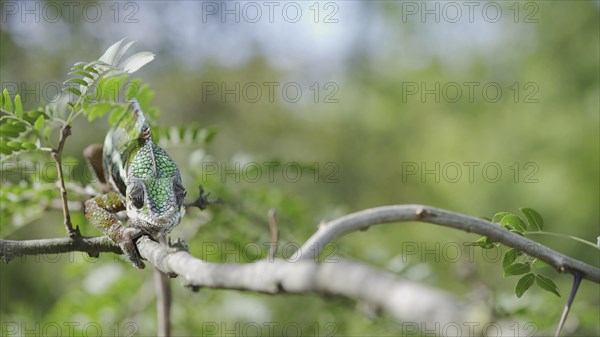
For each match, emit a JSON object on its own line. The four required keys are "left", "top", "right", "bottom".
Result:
{"left": 102, "top": 100, "right": 186, "bottom": 237}
{"left": 103, "top": 100, "right": 150, "bottom": 196}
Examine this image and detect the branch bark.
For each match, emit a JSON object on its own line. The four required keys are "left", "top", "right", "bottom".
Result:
{"left": 0, "top": 236, "right": 120, "bottom": 262}
{"left": 136, "top": 236, "right": 473, "bottom": 328}
{"left": 299, "top": 205, "right": 600, "bottom": 283}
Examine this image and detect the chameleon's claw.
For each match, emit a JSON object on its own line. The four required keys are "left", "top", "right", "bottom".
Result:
{"left": 167, "top": 237, "right": 189, "bottom": 252}
{"left": 117, "top": 227, "right": 145, "bottom": 269}
{"left": 119, "top": 241, "right": 145, "bottom": 269}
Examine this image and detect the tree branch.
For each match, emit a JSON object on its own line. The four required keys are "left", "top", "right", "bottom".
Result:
{"left": 136, "top": 236, "right": 473, "bottom": 328}
{"left": 298, "top": 205, "right": 600, "bottom": 283}
{"left": 2, "top": 204, "right": 598, "bottom": 331}
{"left": 0, "top": 236, "right": 120, "bottom": 262}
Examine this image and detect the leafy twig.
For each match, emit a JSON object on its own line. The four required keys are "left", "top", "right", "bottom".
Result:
{"left": 51, "top": 124, "right": 79, "bottom": 237}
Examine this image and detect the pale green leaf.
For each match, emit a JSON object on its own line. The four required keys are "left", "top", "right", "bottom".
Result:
{"left": 99, "top": 38, "right": 127, "bottom": 65}
{"left": 121, "top": 52, "right": 155, "bottom": 73}
{"left": 114, "top": 40, "right": 137, "bottom": 65}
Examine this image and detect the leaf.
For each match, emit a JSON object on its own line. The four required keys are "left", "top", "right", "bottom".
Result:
{"left": 20, "top": 142, "right": 37, "bottom": 150}
{"left": 520, "top": 207, "right": 544, "bottom": 231}
{"left": 85, "top": 102, "right": 115, "bottom": 122}
{"left": 34, "top": 115, "right": 45, "bottom": 132}
{"left": 504, "top": 262, "right": 531, "bottom": 277}
{"left": 114, "top": 40, "right": 137, "bottom": 65}
{"left": 515, "top": 273, "right": 536, "bottom": 298}
{"left": 64, "top": 87, "right": 82, "bottom": 97}
{"left": 492, "top": 212, "right": 512, "bottom": 223}
{"left": 6, "top": 141, "right": 22, "bottom": 151}
{"left": 531, "top": 258, "right": 549, "bottom": 269}
{"left": 500, "top": 214, "right": 527, "bottom": 232}
{"left": 2, "top": 89, "right": 13, "bottom": 112}
{"left": 503, "top": 248, "right": 522, "bottom": 270}
{"left": 14, "top": 95, "right": 23, "bottom": 118}
{"left": 65, "top": 78, "right": 89, "bottom": 87}
{"left": 99, "top": 38, "right": 127, "bottom": 65}
{"left": 121, "top": 51, "right": 155, "bottom": 73}
{"left": 125, "top": 79, "right": 142, "bottom": 100}
{"left": 468, "top": 236, "right": 497, "bottom": 249}
{"left": 68, "top": 70, "right": 95, "bottom": 79}
{"left": 535, "top": 274, "right": 561, "bottom": 297}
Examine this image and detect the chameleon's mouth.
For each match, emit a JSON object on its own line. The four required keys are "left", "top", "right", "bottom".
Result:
{"left": 129, "top": 206, "right": 185, "bottom": 233}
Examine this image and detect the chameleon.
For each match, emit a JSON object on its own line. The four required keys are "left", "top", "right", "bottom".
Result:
{"left": 84, "top": 100, "right": 186, "bottom": 268}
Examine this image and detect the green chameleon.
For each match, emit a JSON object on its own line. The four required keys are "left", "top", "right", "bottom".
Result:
{"left": 84, "top": 100, "right": 187, "bottom": 268}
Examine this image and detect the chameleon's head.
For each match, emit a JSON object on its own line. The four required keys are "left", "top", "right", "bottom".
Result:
{"left": 125, "top": 176, "right": 187, "bottom": 235}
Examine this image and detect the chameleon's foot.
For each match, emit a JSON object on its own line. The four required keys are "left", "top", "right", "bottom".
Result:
{"left": 185, "top": 185, "right": 223, "bottom": 210}
{"left": 167, "top": 237, "right": 189, "bottom": 253}
{"left": 117, "top": 227, "right": 145, "bottom": 269}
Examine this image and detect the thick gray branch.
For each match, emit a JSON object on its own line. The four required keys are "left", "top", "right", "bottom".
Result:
{"left": 136, "top": 237, "right": 473, "bottom": 328}
{"left": 298, "top": 205, "right": 600, "bottom": 283}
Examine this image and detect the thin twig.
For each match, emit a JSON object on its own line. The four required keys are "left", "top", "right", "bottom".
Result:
{"left": 267, "top": 209, "right": 279, "bottom": 260}
{"left": 51, "top": 124, "right": 79, "bottom": 237}
{"left": 154, "top": 268, "right": 171, "bottom": 337}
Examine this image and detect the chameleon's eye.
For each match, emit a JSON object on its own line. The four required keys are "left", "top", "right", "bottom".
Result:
{"left": 129, "top": 184, "right": 145, "bottom": 209}
{"left": 174, "top": 182, "right": 186, "bottom": 205}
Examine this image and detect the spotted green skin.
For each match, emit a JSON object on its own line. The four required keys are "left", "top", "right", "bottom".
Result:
{"left": 84, "top": 101, "right": 186, "bottom": 268}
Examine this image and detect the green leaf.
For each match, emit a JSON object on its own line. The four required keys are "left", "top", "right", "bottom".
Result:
{"left": 2, "top": 89, "right": 13, "bottom": 112}
{"left": 504, "top": 262, "right": 531, "bottom": 277}
{"left": 85, "top": 102, "right": 115, "bottom": 122}
{"left": 535, "top": 274, "right": 560, "bottom": 297}
{"left": 503, "top": 248, "right": 522, "bottom": 270}
{"left": 6, "top": 141, "right": 22, "bottom": 151}
{"left": 20, "top": 142, "right": 37, "bottom": 150}
{"left": 500, "top": 214, "right": 527, "bottom": 232}
{"left": 520, "top": 207, "right": 544, "bottom": 231}
{"left": 65, "top": 78, "right": 89, "bottom": 87}
{"left": 14, "top": 95, "right": 23, "bottom": 118}
{"left": 469, "top": 236, "right": 497, "bottom": 249}
{"left": 515, "top": 273, "right": 535, "bottom": 298}
{"left": 34, "top": 115, "right": 45, "bottom": 132}
{"left": 121, "top": 51, "right": 155, "bottom": 73}
{"left": 492, "top": 211, "right": 512, "bottom": 223}
{"left": 68, "top": 70, "right": 95, "bottom": 79}
{"left": 531, "top": 258, "right": 549, "bottom": 269}
{"left": 64, "top": 87, "right": 82, "bottom": 97}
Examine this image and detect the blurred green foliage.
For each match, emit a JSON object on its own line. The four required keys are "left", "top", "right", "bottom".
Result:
{"left": 1, "top": 1, "right": 598, "bottom": 336}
